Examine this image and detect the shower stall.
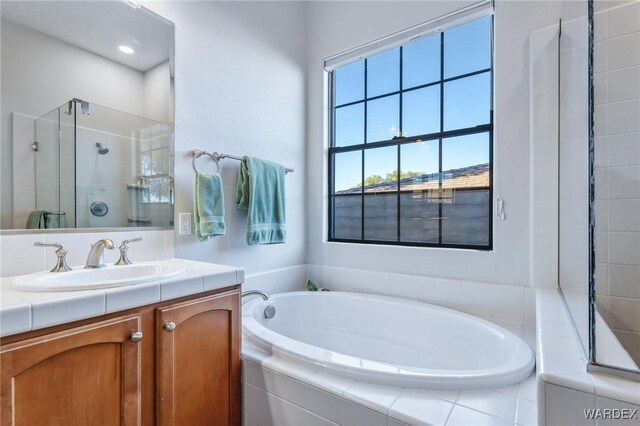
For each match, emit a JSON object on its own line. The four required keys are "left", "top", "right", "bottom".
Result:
{"left": 556, "top": 0, "right": 640, "bottom": 380}
{"left": 33, "top": 98, "right": 174, "bottom": 228}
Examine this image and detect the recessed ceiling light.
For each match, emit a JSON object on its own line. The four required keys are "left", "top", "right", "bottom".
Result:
{"left": 118, "top": 45, "right": 135, "bottom": 54}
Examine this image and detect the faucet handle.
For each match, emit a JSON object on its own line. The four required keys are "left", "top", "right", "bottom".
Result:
{"left": 34, "top": 241, "right": 72, "bottom": 272}
{"left": 115, "top": 237, "right": 143, "bottom": 265}
{"left": 119, "top": 237, "right": 143, "bottom": 250}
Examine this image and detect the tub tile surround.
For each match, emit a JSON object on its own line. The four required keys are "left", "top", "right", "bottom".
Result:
{"left": 0, "top": 258, "right": 243, "bottom": 337}
{"left": 242, "top": 343, "right": 538, "bottom": 426}
{"left": 307, "top": 264, "right": 535, "bottom": 337}
{"left": 243, "top": 264, "right": 309, "bottom": 296}
{"left": 536, "top": 287, "right": 640, "bottom": 425}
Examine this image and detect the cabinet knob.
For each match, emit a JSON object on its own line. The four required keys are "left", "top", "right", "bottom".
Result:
{"left": 130, "top": 331, "right": 143, "bottom": 343}
{"left": 164, "top": 322, "right": 176, "bottom": 332}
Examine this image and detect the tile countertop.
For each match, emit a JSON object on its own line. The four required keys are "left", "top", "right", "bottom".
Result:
{"left": 0, "top": 258, "right": 245, "bottom": 338}
{"left": 535, "top": 287, "right": 640, "bottom": 407}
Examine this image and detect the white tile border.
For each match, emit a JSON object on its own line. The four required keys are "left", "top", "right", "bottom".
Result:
{"left": 242, "top": 342, "right": 537, "bottom": 426}
{"left": 0, "top": 258, "right": 243, "bottom": 337}
{"left": 536, "top": 287, "right": 640, "bottom": 412}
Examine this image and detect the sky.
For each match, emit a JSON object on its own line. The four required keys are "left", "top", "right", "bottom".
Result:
{"left": 333, "top": 16, "right": 492, "bottom": 192}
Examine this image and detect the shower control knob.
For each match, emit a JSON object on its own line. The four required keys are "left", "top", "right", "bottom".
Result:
{"left": 164, "top": 322, "right": 176, "bottom": 332}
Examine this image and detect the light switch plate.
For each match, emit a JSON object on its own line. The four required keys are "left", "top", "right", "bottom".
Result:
{"left": 179, "top": 213, "right": 192, "bottom": 235}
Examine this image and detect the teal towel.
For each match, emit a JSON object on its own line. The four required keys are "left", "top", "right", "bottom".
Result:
{"left": 235, "top": 156, "right": 286, "bottom": 245}
{"left": 45, "top": 213, "right": 66, "bottom": 229}
{"left": 26, "top": 210, "right": 47, "bottom": 229}
{"left": 194, "top": 172, "right": 226, "bottom": 241}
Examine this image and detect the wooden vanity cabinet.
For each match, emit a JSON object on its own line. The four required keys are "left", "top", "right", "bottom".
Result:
{"left": 0, "top": 287, "right": 240, "bottom": 426}
{"left": 0, "top": 315, "right": 143, "bottom": 425}
{"left": 156, "top": 292, "right": 240, "bottom": 426}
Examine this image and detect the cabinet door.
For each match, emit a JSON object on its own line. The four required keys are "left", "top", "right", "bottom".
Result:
{"left": 1, "top": 315, "right": 143, "bottom": 426}
{"left": 156, "top": 290, "right": 240, "bottom": 426}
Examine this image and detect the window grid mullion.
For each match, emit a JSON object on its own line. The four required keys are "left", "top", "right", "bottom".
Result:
{"left": 329, "top": 124, "right": 492, "bottom": 155}
{"left": 361, "top": 58, "right": 367, "bottom": 241}
{"left": 333, "top": 67, "right": 491, "bottom": 110}
{"left": 438, "top": 31, "right": 445, "bottom": 245}
{"left": 397, "top": 46, "right": 403, "bottom": 242}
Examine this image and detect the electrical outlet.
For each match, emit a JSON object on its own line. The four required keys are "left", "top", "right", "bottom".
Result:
{"left": 179, "top": 213, "right": 192, "bottom": 235}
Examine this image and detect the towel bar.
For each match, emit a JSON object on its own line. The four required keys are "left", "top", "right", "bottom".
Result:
{"left": 191, "top": 150, "right": 220, "bottom": 174}
{"left": 190, "top": 150, "right": 293, "bottom": 174}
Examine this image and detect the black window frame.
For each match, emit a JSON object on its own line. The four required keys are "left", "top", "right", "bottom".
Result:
{"left": 328, "top": 16, "right": 494, "bottom": 250}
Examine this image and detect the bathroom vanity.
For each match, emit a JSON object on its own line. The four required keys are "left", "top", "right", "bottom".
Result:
{"left": 0, "top": 259, "right": 243, "bottom": 426}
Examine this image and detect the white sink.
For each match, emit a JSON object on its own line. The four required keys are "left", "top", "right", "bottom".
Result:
{"left": 10, "top": 261, "right": 186, "bottom": 292}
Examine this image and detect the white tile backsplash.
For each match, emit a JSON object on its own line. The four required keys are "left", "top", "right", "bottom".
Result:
{"left": 0, "top": 230, "right": 173, "bottom": 277}
{"left": 307, "top": 264, "right": 531, "bottom": 331}
{"left": 434, "top": 279, "right": 463, "bottom": 306}
{"left": 242, "top": 265, "right": 307, "bottom": 295}
{"left": 0, "top": 233, "right": 46, "bottom": 276}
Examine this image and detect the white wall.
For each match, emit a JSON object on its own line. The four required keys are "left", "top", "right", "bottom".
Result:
{"left": 305, "top": 1, "right": 584, "bottom": 287}
{"left": 144, "top": 61, "right": 172, "bottom": 124}
{"left": 0, "top": 19, "right": 148, "bottom": 228}
{"left": 143, "top": 1, "right": 307, "bottom": 275}
{"left": 1, "top": 2, "right": 307, "bottom": 284}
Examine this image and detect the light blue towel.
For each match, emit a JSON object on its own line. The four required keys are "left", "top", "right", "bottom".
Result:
{"left": 194, "top": 172, "right": 226, "bottom": 241}
{"left": 26, "top": 210, "right": 47, "bottom": 229}
{"left": 235, "top": 156, "right": 286, "bottom": 245}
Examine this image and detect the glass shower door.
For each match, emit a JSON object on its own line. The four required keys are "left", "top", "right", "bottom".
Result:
{"left": 34, "top": 107, "right": 62, "bottom": 227}
{"left": 591, "top": 0, "right": 640, "bottom": 375}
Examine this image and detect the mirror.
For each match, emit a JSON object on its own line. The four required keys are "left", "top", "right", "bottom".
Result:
{"left": 1, "top": 1, "right": 175, "bottom": 231}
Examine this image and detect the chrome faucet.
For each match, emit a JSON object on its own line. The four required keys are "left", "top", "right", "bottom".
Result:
{"left": 85, "top": 238, "right": 115, "bottom": 269}
{"left": 241, "top": 290, "right": 275, "bottom": 319}
{"left": 241, "top": 290, "right": 270, "bottom": 301}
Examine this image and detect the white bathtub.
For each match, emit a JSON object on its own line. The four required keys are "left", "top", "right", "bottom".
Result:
{"left": 243, "top": 291, "right": 535, "bottom": 390}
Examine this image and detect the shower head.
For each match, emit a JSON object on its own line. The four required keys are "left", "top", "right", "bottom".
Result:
{"left": 96, "top": 142, "right": 109, "bottom": 155}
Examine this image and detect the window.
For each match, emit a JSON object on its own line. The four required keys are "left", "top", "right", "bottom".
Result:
{"left": 328, "top": 15, "right": 493, "bottom": 249}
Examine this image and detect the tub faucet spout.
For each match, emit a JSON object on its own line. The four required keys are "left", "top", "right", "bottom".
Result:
{"left": 241, "top": 290, "right": 275, "bottom": 319}
{"left": 241, "top": 290, "right": 270, "bottom": 301}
